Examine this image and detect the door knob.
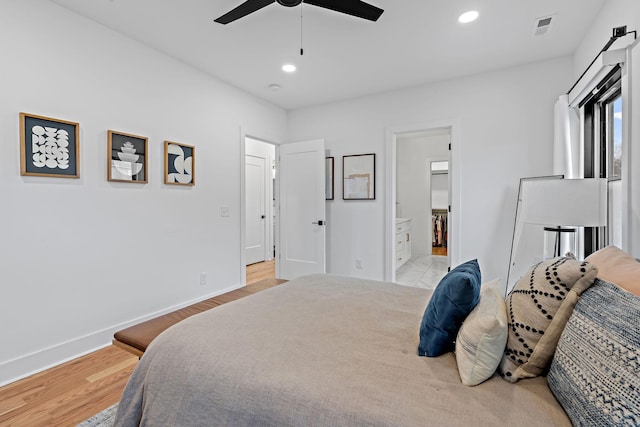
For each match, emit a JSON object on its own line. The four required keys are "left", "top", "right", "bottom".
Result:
{"left": 312, "top": 220, "right": 325, "bottom": 226}
{"left": 261, "top": 215, "right": 266, "bottom": 219}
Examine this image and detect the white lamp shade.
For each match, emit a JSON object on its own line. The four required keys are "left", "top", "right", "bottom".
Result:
{"left": 520, "top": 178, "right": 607, "bottom": 227}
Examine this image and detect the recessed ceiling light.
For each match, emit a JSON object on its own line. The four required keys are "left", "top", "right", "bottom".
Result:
{"left": 268, "top": 83, "right": 281, "bottom": 91}
{"left": 458, "top": 10, "right": 479, "bottom": 24}
{"left": 282, "top": 64, "right": 296, "bottom": 73}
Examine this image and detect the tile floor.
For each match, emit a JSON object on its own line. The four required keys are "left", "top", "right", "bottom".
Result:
{"left": 395, "top": 254, "right": 449, "bottom": 289}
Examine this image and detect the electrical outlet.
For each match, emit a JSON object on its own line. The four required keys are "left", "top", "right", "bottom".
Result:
{"left": 200, "top": 272, "right": 207, "bottom": 286}
{"left": 355, "top": 259, "right": 363, "bottom": 269}
{"left": 220, "top": 206, "right": 231, "bottom": 217}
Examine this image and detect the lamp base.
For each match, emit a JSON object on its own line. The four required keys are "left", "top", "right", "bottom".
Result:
{"left": 543, "top": 227, "right": 576, "bottom": 259}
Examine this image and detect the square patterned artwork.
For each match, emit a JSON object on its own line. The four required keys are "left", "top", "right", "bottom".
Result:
{"left": 20, "top": 112, "right": 79, "bottom": 178}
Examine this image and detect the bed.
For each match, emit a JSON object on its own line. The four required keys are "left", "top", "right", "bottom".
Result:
{"left": 113, "top": 274, "right": 570, "bottom": 426}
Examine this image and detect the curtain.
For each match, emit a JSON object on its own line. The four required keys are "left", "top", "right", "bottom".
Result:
{"left": 553, "top": 94, "right": 580, "bottom": 178}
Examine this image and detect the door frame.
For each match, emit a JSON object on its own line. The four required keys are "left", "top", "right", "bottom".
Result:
{"left": 240, "top": 132, "right": 279, "bottom": 285}
{"left": 384, "top": 119, "right": 462, "bottom": 282}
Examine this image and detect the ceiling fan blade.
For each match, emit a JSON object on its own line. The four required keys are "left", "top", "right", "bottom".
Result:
{"left": 214, "top": 0, "right": 275, "bottom": 24}
{"left": 303, "top": 0, "right": 383, "bottom": 21}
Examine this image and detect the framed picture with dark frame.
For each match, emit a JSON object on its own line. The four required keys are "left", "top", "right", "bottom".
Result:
{"left": 325, "top": 156, "right": 334, "bottom": 200}
{"left": 343, "top": 153, "right": 375, "bottom": 200}
{"left": 20, "top": 112, "right": 80, "bottom": 178}
{"left": 164, "top": 141, "right": 195, "bottom": 186}
{"left": 107, "top": 130, "right": 148, "bottom": 183}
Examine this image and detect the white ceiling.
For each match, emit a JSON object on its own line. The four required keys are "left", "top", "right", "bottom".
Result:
{"left": 51, "top": 0, "right": 606, "bottom": 110}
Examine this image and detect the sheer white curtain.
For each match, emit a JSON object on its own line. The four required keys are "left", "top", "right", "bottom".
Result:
{"left": 553, "top": 94, "right": 580, "bottom": 178}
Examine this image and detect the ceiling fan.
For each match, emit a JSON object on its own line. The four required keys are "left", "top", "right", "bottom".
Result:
{"left": 214, "top": 0, "right": 384, "bottom": 24}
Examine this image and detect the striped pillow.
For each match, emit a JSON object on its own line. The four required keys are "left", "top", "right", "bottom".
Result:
{"left": 548, "top": 279, "right": 640, "bottom": 426}
{"left": 455, "top": 279, "right": 508, "bottom": 386}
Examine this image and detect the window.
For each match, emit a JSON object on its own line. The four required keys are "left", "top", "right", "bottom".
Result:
{"left": 583, "top": 67, "right": 623, "bottom": 252}
{"left": 595, "top": 89, "right": 622, "bottom": 180}
{"left": 609, "top": 95, "right": 622, "bottom": 178}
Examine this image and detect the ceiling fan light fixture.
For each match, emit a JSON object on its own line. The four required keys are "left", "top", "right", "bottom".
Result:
{"left": 214, "top": 0, "right": 383, "bottom": 24}
{"left": 282, "top": 64, "right": 297, "bottom": 73}
{"left": 458, "top": 10, "right": 479, "bottom": 24}
{"left": 276, "top": 0, "right": 303, "bottom": 7}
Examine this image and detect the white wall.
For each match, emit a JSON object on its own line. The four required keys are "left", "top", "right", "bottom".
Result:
{"left": 396, "top": 133, "right": 449, "bottom": 256}
{"left": 288, "top": 57, "right": 573, "bottom": 283}
{"left": 0, "top": 1, "right": 287, "bottom": 385}
{"left": 572, "top": 0, "right": 640, "bottom": 257}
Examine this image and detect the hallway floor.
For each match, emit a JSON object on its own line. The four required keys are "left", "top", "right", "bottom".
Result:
{"left": 395, "top": 254, "right": 449, "bottom": 289}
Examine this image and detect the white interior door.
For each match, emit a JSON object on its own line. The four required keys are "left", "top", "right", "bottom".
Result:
{"left": 245, "top": 155, "right": 266, "bottom": 265}
{"left": 278, "top": 139, "right": 326, "bottom": 279}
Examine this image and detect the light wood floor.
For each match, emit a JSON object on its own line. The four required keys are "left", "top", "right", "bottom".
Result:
{"left": 246, "top": 258, "right": 275, "bottom": 284}
{"left": 432, "top": 246, "right": 448, "bottom": 256}
{"left": 0, "top": 261, "right": 277, "bottom": 426}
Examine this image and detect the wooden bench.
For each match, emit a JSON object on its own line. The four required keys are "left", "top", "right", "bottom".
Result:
{"left": 113, "top": 278, "right": 287, "bottom": 357}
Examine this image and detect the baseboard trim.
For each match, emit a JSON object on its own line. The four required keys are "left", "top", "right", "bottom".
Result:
{"left": 0, "top": 283, "right": 244, "bottom": 387}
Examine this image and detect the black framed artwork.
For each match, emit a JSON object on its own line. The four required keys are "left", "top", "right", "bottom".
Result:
{"left": 20, "top": 112, "right": 79, "bottom": 178}
{"left": 343, "top": 153, "right": 375, "bottom": 200}
{"left": 107, "top": 130, "right": 148, "bottom": 183}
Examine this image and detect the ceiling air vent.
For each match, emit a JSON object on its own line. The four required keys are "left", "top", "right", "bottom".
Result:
{"left": 533, "top": 15, "right": 555, "bottom": 36}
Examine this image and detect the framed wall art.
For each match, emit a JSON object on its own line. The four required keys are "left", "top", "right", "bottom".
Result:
{"left": 343, "top": 153, "right": 375, "bottom": 200}
{"left": 164, "top": 141, "right": 195, "bottom": 186}
{"left": 107, "top": 130, "right": 148, "bottom": 183}
{"left": 20, "top": 112, "right": 79, "bottom": 178}
{"left": 325, "top": 156, "right": 334, "bottom": 200}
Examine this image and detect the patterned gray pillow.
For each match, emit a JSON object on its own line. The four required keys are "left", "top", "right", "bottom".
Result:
{"left": 548, "top": 279, "right": 640, "bottom": 426}
{"left": 498, "top": 256, "right": 598, "bottom": 382}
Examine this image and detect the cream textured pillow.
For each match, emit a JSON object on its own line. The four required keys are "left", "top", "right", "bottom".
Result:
{"left": 455, "top": 279, "right": 508, "bottom": 386}
{"left": 499, "top": 256, "right": 598, "bottom": 383}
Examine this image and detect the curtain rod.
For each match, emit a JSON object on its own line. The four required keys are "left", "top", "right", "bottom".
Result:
{"left": 566, "top": 26, "right": 637, "bottom": 95}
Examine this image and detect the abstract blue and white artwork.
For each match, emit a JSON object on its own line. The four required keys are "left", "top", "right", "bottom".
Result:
{"left": 108, "top": 131, "right": 148, "bottom": 183}
{"left": 164, "top": 141, "right": 195, "bottom": 185}
{"left": 20, "top": 113, "right": 79, "bottom": 178}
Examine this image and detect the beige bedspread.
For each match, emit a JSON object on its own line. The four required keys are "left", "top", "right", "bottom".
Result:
{"left": 113, "top": 274, "right": 570, "bottom": 426}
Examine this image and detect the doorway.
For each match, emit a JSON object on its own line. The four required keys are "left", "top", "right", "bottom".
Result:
{"left": 244, "top": 137, "right": 276, "bottom": 281}
{"left": 385, "top": 120, "right": 461, "bottom": 285}
{"left": 393, "top": 130, "right": 450, "bottom": 289}
{"left": 242, "top": 136, "right": 326, "bottom": 284}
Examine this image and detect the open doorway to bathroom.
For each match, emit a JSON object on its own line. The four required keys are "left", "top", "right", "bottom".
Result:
{"left": 393, "top": 129, "right": 450, "bottom": 289}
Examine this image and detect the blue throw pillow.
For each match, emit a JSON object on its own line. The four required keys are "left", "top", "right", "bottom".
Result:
{"left": 418, "top": 259, "right": 481, "bottom": 357}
